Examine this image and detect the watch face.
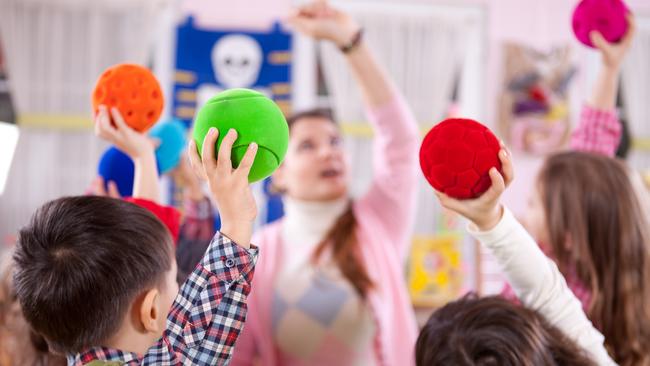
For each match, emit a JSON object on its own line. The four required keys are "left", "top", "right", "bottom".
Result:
{"left": 0, "top": 121, "right": 19, "bottom": 195}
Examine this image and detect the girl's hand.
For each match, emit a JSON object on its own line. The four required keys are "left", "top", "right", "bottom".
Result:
{"left": 435, "top": 147, "right": 514, "bottom": 231}
{"left": 590, "top": 15, "right": 636, "bottom": 71}
{"left": 87, "top": 176, "right": 121, "bottom": 199}
{"left": 286, "top": 0, "right": 360, "bottom": 48}
{"left": 187, "top": 128, "right": 258, "bottom": 248}
{"left": 94, "top": 105, "right": 156, "bottom": 159}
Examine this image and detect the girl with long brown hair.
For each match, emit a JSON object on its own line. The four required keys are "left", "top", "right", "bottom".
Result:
{"left": 518, "top": 16, "right": 650, "bottom": 366}
{"left": 231, "top": 1, "right": 419, "bottom": 365}
{"left": 526, "top": 152, "right": 650, "bottom": 365}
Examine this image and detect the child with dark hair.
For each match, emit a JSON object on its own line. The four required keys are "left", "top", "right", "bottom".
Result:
{"left": 416, "top": 144, "right": 615, "bottom": 365}
{"left": 13, "top": 105, "right": 260, "bottom": 365}
{"left": 1, "top": 105, "right": 179, "bottom": 366}
{"left": 416, "top": 294, "right": 597, "bottom": 366}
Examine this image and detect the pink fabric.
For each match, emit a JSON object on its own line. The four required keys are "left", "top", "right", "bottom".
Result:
{"left": 569, "top": 104, "right": 622, "bottom": 155}
{"left": 501, "top": 246, "right": 593, "bottom": 312}
{"left": 231, "top": 92, "right": 420, "bottom": 366}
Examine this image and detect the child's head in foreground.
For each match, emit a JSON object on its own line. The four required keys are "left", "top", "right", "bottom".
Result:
{"left": 415, "top": 294, "right": 595, "bottom": 366}
{"left": 12, "top": 196, "right": 179, "bottom": 354}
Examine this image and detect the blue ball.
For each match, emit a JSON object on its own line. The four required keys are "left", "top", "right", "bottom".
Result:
{"left": 97, "top": 146, "right": 135, "bottom": 197}
{"left": 150, "top": 119, "right": 187, "bottom": 174}
{"left": 97, "top": 146, "right": 163, "bottom": 197}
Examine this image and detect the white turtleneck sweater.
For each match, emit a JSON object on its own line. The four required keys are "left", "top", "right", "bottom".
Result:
{"left": 280, "top": 197, "right": 347, "bottom": 273}
{"left": 271, "top": 197, "right": 377, "bottom": 366}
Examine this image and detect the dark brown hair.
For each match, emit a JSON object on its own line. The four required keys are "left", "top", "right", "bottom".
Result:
{"left": 13, "top": 196, "right": 173, "bottom": 353}
{"left": 415, "top": 294, "right": 596, "bottom": 366}
{"left": 538, "top": 151, "right": 650, "bottom": 366}
{"left": 287, "top": 109, "right": 373, "bottom": 298}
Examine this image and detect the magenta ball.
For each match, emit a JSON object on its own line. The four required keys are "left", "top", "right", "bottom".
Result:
{"left": 572, "top": 0, "right": 629, "bottom": 48}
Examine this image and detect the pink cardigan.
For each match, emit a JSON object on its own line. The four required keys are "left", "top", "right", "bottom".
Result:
{"left": 231, "top": 93, "right": 420, "bottom": 366}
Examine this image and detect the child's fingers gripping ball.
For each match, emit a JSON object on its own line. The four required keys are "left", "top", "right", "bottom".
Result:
{"left": 420, "top": 118, "right": 502, "bottom": 200}
{"left": 92, "top": 64, "right": 164, "bottom": 132}
{"left": 192, "top": 89, "right": 289, "bottom": 183}
{"left": 572, "top": 0, "right": 629, "bottom": 48}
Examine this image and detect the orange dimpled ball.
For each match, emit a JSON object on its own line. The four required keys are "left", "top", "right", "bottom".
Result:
{"left": 92, "top": 64, "right": 163, "bottom": 132}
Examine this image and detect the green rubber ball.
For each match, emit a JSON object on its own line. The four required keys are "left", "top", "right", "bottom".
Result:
{"left": 193, "top": 89, "right": 289, "bottom": 183}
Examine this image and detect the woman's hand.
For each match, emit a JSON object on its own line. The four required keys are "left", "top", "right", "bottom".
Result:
{"left": 286, "top": 0, "right": 360, "bottom": 48}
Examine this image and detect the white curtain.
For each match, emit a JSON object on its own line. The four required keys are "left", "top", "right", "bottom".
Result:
{"left": 622, "top": 17, "right": 650, "bottom": 171}
{"left": 0, "top": 129, "right": 109, "bottom": 242}
{"left": 0, "top": 0, "right": 167, "bottom": 115}
{"left": 318, "top": 3, "right": 470, "bottom": 235}
{"left": 0, "top": 0, "right": 167, "bottom": 241}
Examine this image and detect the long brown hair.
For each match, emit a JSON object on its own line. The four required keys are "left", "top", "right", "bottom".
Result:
{"left": 416, "top": 293, "right": 596, "bottom": 366}
{"left": 286, "top": 109, "right": 373, "bottom": 298}
{"left": 538, "top": 151, "right": 650, "bottom": 366}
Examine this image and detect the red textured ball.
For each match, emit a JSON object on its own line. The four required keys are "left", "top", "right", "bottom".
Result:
{"left": 420, "top": 118, "right": 502, "bottom": 200}
{"left": 92, "top": 64, "right": 163, "bottom": 132}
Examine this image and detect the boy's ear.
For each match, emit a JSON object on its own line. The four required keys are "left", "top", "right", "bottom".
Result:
{"left": 139, "top": 288, "right": 161, "bottom": 333}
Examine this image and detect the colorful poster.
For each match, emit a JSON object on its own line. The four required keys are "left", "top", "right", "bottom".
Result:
{"left": 408, "top": 233, "right": 464, "bottom": 307}
{"left": 497, "top": 44, "right": 576, "bottom": 155}
{"left": 172, "top": 17, "right": 292, "bottom": 126}
{"left": 408, "top": 208, "right": 465, "bottom": 307}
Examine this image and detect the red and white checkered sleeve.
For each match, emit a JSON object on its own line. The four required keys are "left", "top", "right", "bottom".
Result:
{"left": 569, "top": 104, "right": 622, "bottom": 157}
{"left": 142, "top": 232, "right": 258, "bottom": 365}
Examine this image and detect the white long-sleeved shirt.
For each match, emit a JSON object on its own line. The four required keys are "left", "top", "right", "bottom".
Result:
{"left": 468, "top": 207, "right": 617, "bottom": 366}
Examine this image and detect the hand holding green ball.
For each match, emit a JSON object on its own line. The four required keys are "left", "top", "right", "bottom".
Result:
{"left": 192, "top": 89, "right": 289, "bottom": 183}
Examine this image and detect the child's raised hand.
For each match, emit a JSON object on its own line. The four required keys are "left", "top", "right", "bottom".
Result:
{"left": 94, "top": 105, "right": 156, "bottom": 159}
{"left": 435, "top": 147, "right": 514, "bottom": 231}
{"left": 590, "top": 14, "right": 636, "bottom": 71}
{"left": 188, "top": 128, "right": 258, "bottom": 248}
{"left": 286, "top": 1, "right": 360, "bottom": 49}
{"left": 87, "top": 176, "right": 121, "bottom": 199}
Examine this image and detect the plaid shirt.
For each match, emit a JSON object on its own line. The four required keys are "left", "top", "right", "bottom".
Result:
{"left": 68, "top": 233, "right": 258, "bottom": 366}
{"left": 569, "top": 105, "right": 621, "bottom": 156}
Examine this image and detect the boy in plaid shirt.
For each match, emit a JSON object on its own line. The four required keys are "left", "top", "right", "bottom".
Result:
{"left": 13, "top": 106, "right": 260, "bottom": 365}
